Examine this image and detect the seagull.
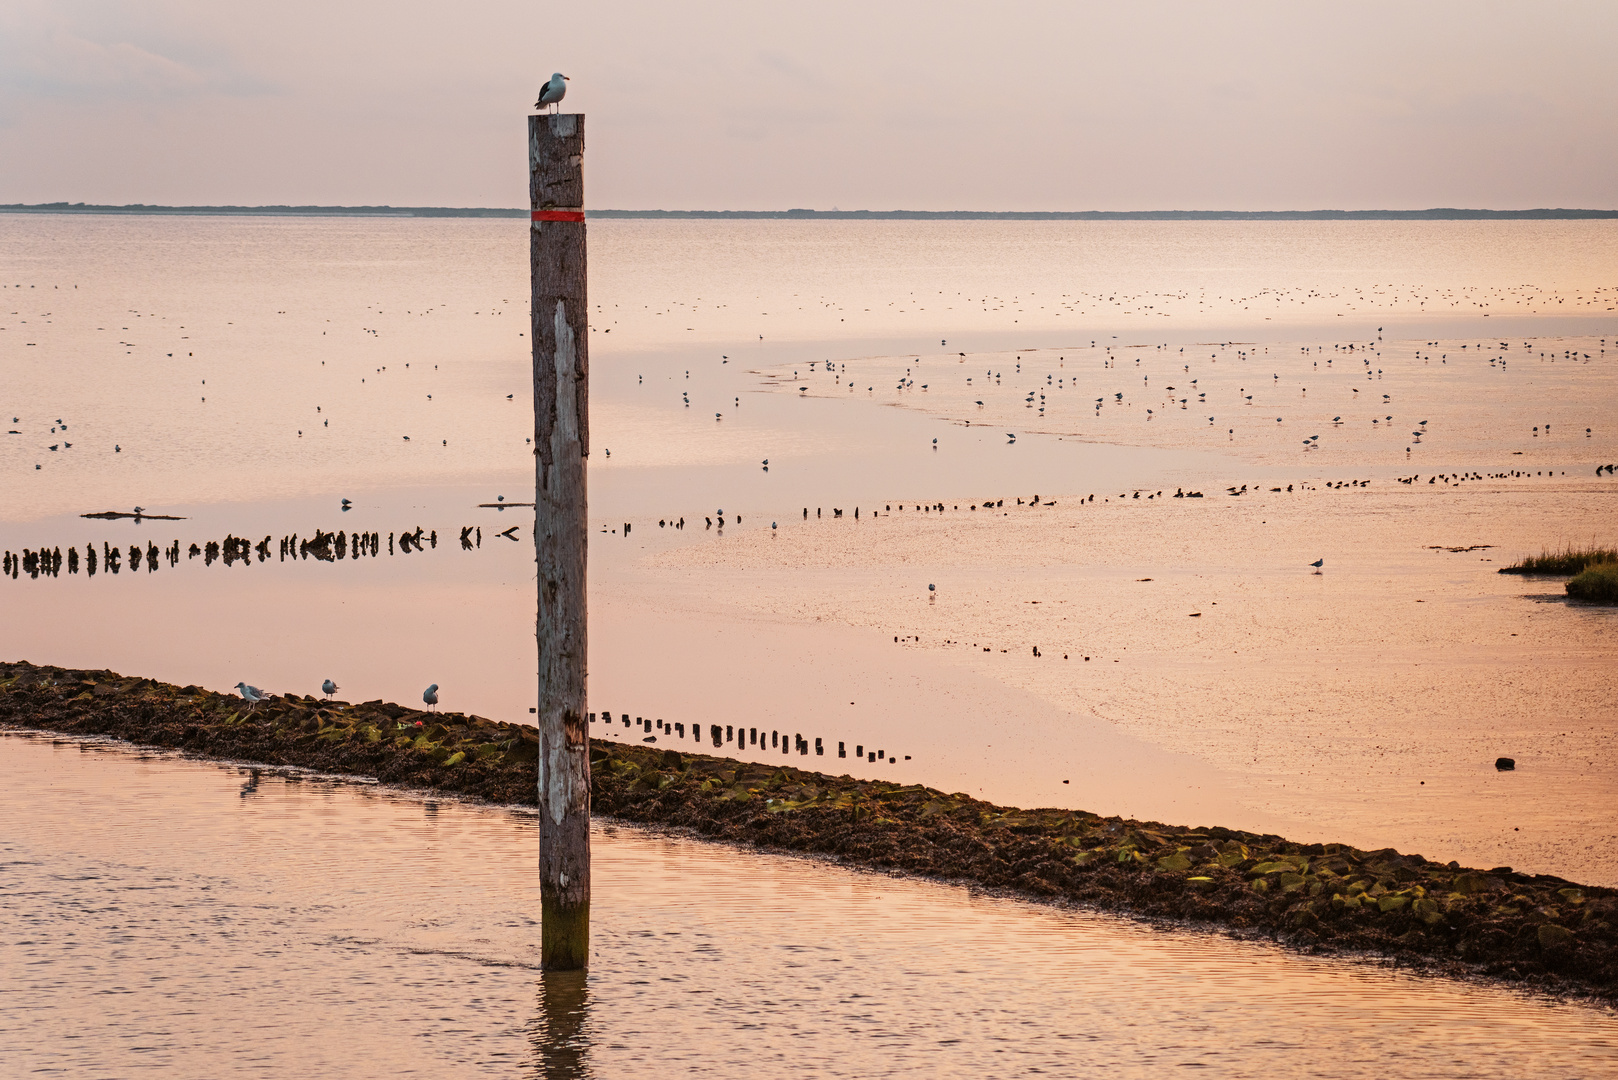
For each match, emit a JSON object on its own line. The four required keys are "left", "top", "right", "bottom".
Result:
{"left": 322, "top": 679, "right": 338, "bottom": 699}
{"left": 423, "top": 683, "right": 439, "bottom": 711}
{"left": 1310, "top": 558, "right": 1324, "bottom": 572}
{"left": 235, "top": 682, "right": 269, "bottom": 710}
{"left": 536, "top": 73, "right": 570, "bottom": 112}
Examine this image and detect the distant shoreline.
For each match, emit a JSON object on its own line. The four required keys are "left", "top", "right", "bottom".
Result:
{"left": 3, "top": 203, "right": 1616, "bottom": 221}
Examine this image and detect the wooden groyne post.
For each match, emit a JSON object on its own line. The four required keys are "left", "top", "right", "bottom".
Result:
{"left": 531, "top": 111, "right": 590, "bottom": 970}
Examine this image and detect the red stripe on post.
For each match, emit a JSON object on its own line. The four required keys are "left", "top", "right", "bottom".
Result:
{"left": 532, "top": 210, "right": 586, "bottom": 222}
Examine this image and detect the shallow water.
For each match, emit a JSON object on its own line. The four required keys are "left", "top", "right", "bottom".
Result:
{"left": 2, "top": 732, "right": 1613, "bottom": 1079}
{"left": 4, "top": 215, "right": 1615, "bottom": 884}
{"left": 6, "top": 215, "right": 1611, "bottom": 874}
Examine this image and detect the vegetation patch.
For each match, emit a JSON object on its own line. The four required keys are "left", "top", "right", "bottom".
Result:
{"left": 1566, "top": 563, "right": 1618, "bottom": 603}
{"left": 1499, "top": 544, "right": 1618, "bottom": 576}
{"left": 3, "top": 659, "right": 1614, "bottom": 1003}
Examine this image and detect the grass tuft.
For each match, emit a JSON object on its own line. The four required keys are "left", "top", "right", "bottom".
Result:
{"left": 1566, "top": 563, "right": 1618, "bottom": 603}
{"left": 1499, "top": 544, "right": 1618, "bottom": 576}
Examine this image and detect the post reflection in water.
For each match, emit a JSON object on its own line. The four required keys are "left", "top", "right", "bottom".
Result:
{"left": 530, "top": 970, "right": 592, "bottom": 1079}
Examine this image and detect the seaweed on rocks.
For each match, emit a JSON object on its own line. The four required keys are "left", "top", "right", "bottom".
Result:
{"left": 2, "top": 659, "right": 1613, "bottom": 1002}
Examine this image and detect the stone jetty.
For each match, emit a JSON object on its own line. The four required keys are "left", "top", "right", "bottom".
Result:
{"left": 1, "top": 659, "right": 1612, "bottom": 1003}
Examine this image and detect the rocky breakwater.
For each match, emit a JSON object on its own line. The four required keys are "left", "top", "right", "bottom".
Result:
{"left": 2, "top": 659, "right": 1613, "bottom": 1002}
{"left": 0, "top": 660, "right": 538, "bottom": 806}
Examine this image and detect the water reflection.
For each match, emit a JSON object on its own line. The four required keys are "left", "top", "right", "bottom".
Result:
{"left": 530, "top": 971, "right": 592, "bottom": 1079}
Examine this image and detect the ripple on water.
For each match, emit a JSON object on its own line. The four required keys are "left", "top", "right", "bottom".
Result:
{"left": 0, "top": 732, "right": 1612, "bottom": 1078}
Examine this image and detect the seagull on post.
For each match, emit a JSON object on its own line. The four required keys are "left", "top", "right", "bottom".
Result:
{"left": 536, "top": 73, "right": 570, "bottom": 112}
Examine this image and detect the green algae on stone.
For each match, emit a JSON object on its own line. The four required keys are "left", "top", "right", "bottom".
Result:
{"left": 1539, "top": 924, "right": 1575, "bottom": 949}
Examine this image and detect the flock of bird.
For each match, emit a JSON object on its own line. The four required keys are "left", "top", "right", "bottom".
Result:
{"left": 5, "top": 266, "right": 1613, "bottom": 766}
{"left": 232, "top": 679, "right": 439, "bottom": 713}
{"left": 1, "top": 286, "right": 534, "bottom": 473}
{"left": 766, "top": 335, "right": 1608, "bottom": 461}
{"left": 7, "top": 280, "right": 1607, "bottom": 482}
{"left": 591, "top": 283, "right": 1618, "bottom": 343}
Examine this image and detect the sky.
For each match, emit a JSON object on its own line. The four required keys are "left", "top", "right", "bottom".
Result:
{"left": 1, "top": 0, "right": 1615, "bottom": 211}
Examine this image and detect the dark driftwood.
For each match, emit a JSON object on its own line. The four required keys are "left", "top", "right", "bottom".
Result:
{"left": 80, "top": 511, "right": 186, "bottom": 520}
{"left": 531, "top": 112, "right": 591, "bottom": 971}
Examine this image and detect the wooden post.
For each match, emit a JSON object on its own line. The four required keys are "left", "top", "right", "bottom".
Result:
{"left": 531, "top": 111, "right": 590, "bottom": 971}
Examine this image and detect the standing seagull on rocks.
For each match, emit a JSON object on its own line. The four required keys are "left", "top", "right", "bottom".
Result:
{"left": 423, "top": 684, "right": 440, "bottom": 712}
{"left": 322, "top": 679, "right": 339, "bottom": 700}
{"left": 235, "top": 682, "right": 269, "bottom": 710}
{"left": 536, "top": 73, "right": 569, "bottom": 112}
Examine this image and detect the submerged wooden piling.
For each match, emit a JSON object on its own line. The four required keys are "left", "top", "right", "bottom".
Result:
{"left": 531, "top": 110, "right": 590, "bottom": 971}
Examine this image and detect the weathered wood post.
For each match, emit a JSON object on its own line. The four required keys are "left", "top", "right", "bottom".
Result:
{"left": 531, "top": 111, "right": 590, "bottom": 970}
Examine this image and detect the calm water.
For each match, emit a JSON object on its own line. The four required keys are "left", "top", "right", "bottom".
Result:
{"left": 2, "top": 732, "right": 1614, "bottom": 1079}
{"left": 1, "top": 216, "right": 1616, "bottom": 1070}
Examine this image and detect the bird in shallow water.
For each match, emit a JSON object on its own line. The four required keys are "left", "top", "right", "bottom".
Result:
{"left": 235, "top": 682, "right": 269, "bottom": 710}
{"left": 423, "top": 683, "right": 439, "bottom": 711}
{"left": 536, "top": 72, "right": 570, "bottom": 112}
{"left": 1310, "top": 559, "right": 1324, "bottom": 574}
{"left": 322, "top": 679, "right": 338, "bottom": 700}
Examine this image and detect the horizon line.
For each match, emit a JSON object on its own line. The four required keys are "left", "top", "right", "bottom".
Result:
{"left": 3, "top": 202, "right": 1617, "bottom": 221}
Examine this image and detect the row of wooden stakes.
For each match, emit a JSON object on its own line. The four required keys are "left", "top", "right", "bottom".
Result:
{"left": 590, "top": 712, "right": 903, "bottom": 764}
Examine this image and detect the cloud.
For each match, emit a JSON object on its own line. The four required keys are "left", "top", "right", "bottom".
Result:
{"left": 0, "top": 2, "right": 274, "bottom": 104}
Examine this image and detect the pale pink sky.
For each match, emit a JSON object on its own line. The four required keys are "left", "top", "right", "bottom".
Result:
{"left": 2, "top": 0, "right": 1615, "bottom": 210}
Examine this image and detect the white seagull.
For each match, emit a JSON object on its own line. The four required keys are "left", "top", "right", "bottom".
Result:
{"left": 235, "top": 682, "right": 269, "bottom": 710}
{"left": 322, "top": 679, "right": 338, "bottom": 699}
{"left": 423, "top": 683, "right": 440, "bottom": 711}
{"left": 536, "top": 73, "right": 570, "bottom": 112}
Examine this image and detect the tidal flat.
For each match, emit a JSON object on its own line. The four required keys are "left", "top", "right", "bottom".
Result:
{"left": 3, "top": 216, "right": 1616, "bottom": 1072}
